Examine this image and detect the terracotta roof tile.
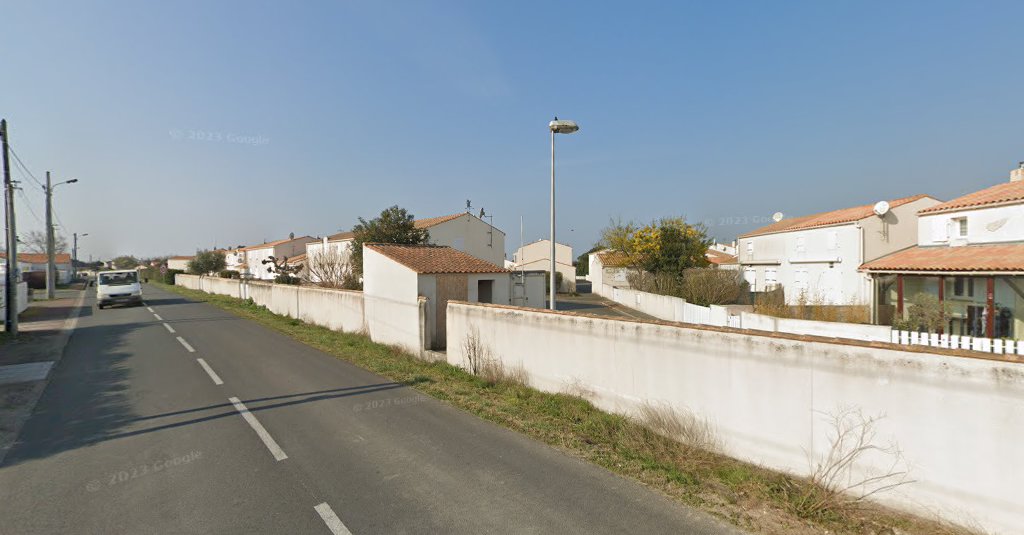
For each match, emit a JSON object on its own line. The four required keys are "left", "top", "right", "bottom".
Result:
{"left": 326, "top": 213, "right": 473, "bottom": 242}
{"left": 238, "top": 236, "right": 314, "bottom": 251}
{"left": 860, "top": 243, "right": 1024, "bottom": 272}
{"left": 594, "top": 250, "right": 631, "bottom": 268}
{"left": 739, "top": 194, "right": 934, "bottom": 238}
{"left": 1, "top": 252, "right": 72, "bottom": 264}
{"left": 918, "top": 181, "right": 1024, "bottom": 215}
{"left": 706, "top": 249, "right": 738, "bottom": 265}
{"left": 413, "top": 213, "right": 467, "bottom": 229}
{"left": 366, "top": 244, "right": 507, "bottom": 274}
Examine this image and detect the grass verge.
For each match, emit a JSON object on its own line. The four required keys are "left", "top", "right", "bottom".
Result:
{"left": 154, "top": 282, "right": 977, "bottom": 535}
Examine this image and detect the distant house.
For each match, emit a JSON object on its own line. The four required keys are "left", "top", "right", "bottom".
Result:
{"left": 737, "top": 194, "right": 941, "bottom": 305}
{"left": 0, "top": 253, "right": 73, "bottom": 284}
{"left": 239, "top": 236, "right": 317, "bottom": 280}
{"left": 306, "top": 212, "right": 506, "bottom": 283}
{"left": 223, "top": 248, "right": 246, "bottom": 272}
{"left": 861, "top": 164, "right": 1024, "bottom": 336}
{"left": 705, "top": 248, "right": 739, "bottom": 270}
{"left": 363, "top": 244, "right": 543, "bottom": 350}
{"left": 509, "top": 239, "right": 574, "bottom": 292}
{"left": 167, "top": 256, "right": 193, "bottom": 271}
{"left": 589, "top": 250, "right": 636, "bottom": 295}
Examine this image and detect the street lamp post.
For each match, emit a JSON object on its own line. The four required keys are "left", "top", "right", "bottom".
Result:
{"left": 44, "top": 174, "right": 77, "bottom": 299}
{"left": 548, "top": 117, "right": 579, "bottom": 311}
{"left": 73, "top": 232, "right": 88, "bottom": 280}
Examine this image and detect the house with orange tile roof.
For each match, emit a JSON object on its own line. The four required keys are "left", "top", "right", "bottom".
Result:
{"left": 861, "top": 163, "right": 1024, "bottom": 338}
{"left": 0, "top": 252, "right": 74, "bottom": 284}
{"left": 588, "top": 249, "right": 637, "bottom": 295}
{"left": 166, "top": 255, "right": 193, "bottom": 271}
{"left": 738, "top": 193, "right": 941, "bottom": 305}
{"left": 363, "top": 243, "right": 543, "bottom": 349}
{"left": 238, "top": 235, "right": 317, "bottom": 280}
{"left": 305, "top": 212, "right": 506, "bottom": 284}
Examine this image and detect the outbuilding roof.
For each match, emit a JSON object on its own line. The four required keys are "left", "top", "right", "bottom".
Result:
{"left": 366, "top": 244, "right": 507, "bottom": 274}
{"left": 739, "top": 194, "right": 934, "bottom": 238}
{"left": 918, "top": 181, "right": 1024, "bottom": 215}
{"left": 237, "top": 236, "right": 313, "bottom": 251}
{"left": 860, "top": 243, "right": 1024, "bottom": 273}
{"left": 706, "top": 249, "right": 738, "bottom": 265}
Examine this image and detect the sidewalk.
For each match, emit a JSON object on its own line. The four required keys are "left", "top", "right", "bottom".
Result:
{"left": 0, "top": 286, "right": 86, "bottom": 464}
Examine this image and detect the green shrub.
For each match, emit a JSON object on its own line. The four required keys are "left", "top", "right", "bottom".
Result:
{"left": 219, "top": 269, "right": 239, "bottom": 279}
{"left": 275, "top": 273, "right": 300, "bottom": 285}
{"left": 163, "top": 269, "right": 184, "bottom": 285}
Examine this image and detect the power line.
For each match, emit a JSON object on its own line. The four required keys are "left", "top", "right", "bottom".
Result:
{"left": 6, "top": 143, "right": 44, "bottom": 190}
{"left": 15, "top": 187, "right": 44, "bottom": 227}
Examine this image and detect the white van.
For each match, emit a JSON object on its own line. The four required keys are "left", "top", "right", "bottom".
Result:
{"left": 97, "top": 270, "right": 143, "bottom": 309}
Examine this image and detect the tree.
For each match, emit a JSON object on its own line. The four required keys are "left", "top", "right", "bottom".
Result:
{"left": 187, "top": 250, "right": 227, "bottom": 275}
{"left": 576, "top": 245, "right": 602, "bottom": 277}
{"left": 350, "top": 205, "right": 431, "bottom": 278}
{"left": 111, "top": 255, "right": 139, "bottom": 269}
{"left": 302, "top": 249, "right": 358, "bottom": 289}
{"left": 600, "top": 217, "right": 711, "bottom": 276}
{"left": 22, "top": 230, "right": 68, "bottom": 254}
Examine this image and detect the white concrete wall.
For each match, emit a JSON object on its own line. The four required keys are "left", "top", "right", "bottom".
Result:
{"left": 174, "top": 275, "right": 368, "bottom": 346}
{"left": 362, "top": 247, "right": 429, "bottom": 353}
{"left": 167, "top": 258, "right": 191, "bottom": 271}
{"left": 919, "top": 203, "right": 1024, "bottom": 247}
{"left": 0, "top": 281, "right": 29, "bottom": 320}
{"left": 446, "top": 302, "right": 1024, "bottom": 535}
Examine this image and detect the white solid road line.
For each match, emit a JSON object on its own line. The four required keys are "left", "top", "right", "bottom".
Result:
{"left": 153, "top": 313, "right": 163, "bottom": 321}
{"left": 146, "top": 306, "right": 154, "bottom": 312}
{"left": 176, "top": 336, "right": 196, "bottom": 353}
{"left": 228, "top": 397, "right": 288, "bottom": 461}
{"left": 163, "top": 323, "right": 176, "bottom": 334}
{"left": 314, "top": 503, "right": 354, "bottom": 535}
{"left": 196, "top": 358, "right": 224, "bottom": 385}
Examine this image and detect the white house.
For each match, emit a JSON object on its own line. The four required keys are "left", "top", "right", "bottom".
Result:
{"left": 223, "top": 248, "right": 246, "bottom": 272}
{"left": 737, "top": 194, "right": 940, "bottom": 305}
{"left": 240, "top": 236, "right": 317, "bottom": 280}
{"left": 306, "top": 212, "right": 506, "bottom": 283}
{"left": 0, "top": 253, "right": 74, "bottom": 284}
{"left": 166, "top": 256, "right": 192, "bottom": 272}
{"left": 589, "top": 250, "right": 636, "bottom": 296}
{"left": 509, "top": 239, "right": 574, "bottom": 292}
{"left": 363, "top": 243, "right": 543, "bottom": 349}
{"left": 862, "top": 164, "right": 1024, "bottom": 336}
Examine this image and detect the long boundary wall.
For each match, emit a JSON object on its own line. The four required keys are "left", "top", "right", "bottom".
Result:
{"left": 446, "top": 301, "right": 1024, "bottom": 534}
{"left": 175, "top": 274, "right": 426, "bottom": 354}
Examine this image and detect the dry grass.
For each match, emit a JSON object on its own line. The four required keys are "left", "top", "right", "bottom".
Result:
{"left": 157, "top": 282, "right": 984, "bottom": 535}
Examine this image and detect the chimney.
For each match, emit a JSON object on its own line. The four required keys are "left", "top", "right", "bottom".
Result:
{"left": 1012, "top": 162, "right": 1024, "bottom": 183}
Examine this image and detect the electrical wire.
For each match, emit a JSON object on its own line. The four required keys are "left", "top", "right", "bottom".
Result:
{"left": 15, "top": 188, "right": 44, "bottom": 227}
{"left": 6, "top": 144, "right": 45, "bottom": 190}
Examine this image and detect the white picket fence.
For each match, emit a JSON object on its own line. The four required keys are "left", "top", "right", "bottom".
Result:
{"left": 892, "top": 330, "right": 1024, "bottom": 355}
{"left": 600, "top": 284, "right": 1020, "bottom": 355}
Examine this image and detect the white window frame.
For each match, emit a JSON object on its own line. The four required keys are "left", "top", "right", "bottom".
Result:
{"left": 954, "top": 217, "right": 968, "bottom": 238}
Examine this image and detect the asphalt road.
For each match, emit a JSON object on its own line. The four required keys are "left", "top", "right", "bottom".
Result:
{"left": 0, "top": 284, "right": 742, "bottom": 534}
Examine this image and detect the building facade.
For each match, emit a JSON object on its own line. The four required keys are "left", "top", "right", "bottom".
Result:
{"left": 240, "top": 236, "right": 317, "bottom": 280}
{"left": 510, "top": 239, "right": 574, "bottom": 292}
{"left": 862, "top": 164, "right": 1024, "bottom": 338}
{"left": 738, "top": 194, "right": 940, "bottom": 305}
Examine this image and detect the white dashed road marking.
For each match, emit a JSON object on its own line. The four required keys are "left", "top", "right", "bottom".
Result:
{"left": 229, "top": 397, "right": 288, "bottom": 461}
{"left": 163, "top": 323, "right": 176, "bottom": 334}
{"left": 176, "top": 336, "right": 195, "bottom": 353}
{"left": 146, "top": 306, "right": 154, "bottom": 312}
{"left": 153, "top": 313, "right": 163, "bottom": 321}
{"left": 314, "top": 503, "right": 354, "bottom": 535}
{"left": 196, "top": 358, "right": 223, "bottom": 385}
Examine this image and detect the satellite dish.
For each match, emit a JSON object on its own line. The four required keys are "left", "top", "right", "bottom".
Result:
{"left": 873, "top": 201, "right": 890, "bottom": 216}
{"left": 772, "top": 212, "right": 784, "bottom": 222}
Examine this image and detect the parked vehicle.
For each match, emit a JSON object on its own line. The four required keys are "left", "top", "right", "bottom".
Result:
{"left": 96, "top": 269, "right": 142, "bottom": 309}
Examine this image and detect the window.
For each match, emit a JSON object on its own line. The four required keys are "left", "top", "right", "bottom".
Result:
{"left": 764, "top": 268, "right": 778, "bottom": 289}
{"left": 795, "top": 236, "right": 806, "bottom": 254}
{"left": 794, "top": 268, "right": 809, "bottom": 290}
{"left": 743, "top": 267, "right": 756, "bottom": 290}
{"left": 954, "top": 217, "right": 968, "bottom": 238}
{"left": 746, "top": 241, "right": 754, "bottom": 259}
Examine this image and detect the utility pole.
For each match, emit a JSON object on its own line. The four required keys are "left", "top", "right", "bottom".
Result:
{"left": 2, "top": 119, "right": 19, "bottom": 335}
{"left": 73, "top": 232, "right": 79, "bottom": 280}
{"left": 45, "top": 171, "right": 55, "bottom": 299}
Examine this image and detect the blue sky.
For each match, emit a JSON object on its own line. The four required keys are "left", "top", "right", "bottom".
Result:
{"left": 4, "top": 0, "right": 1023, "bottom": 260}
